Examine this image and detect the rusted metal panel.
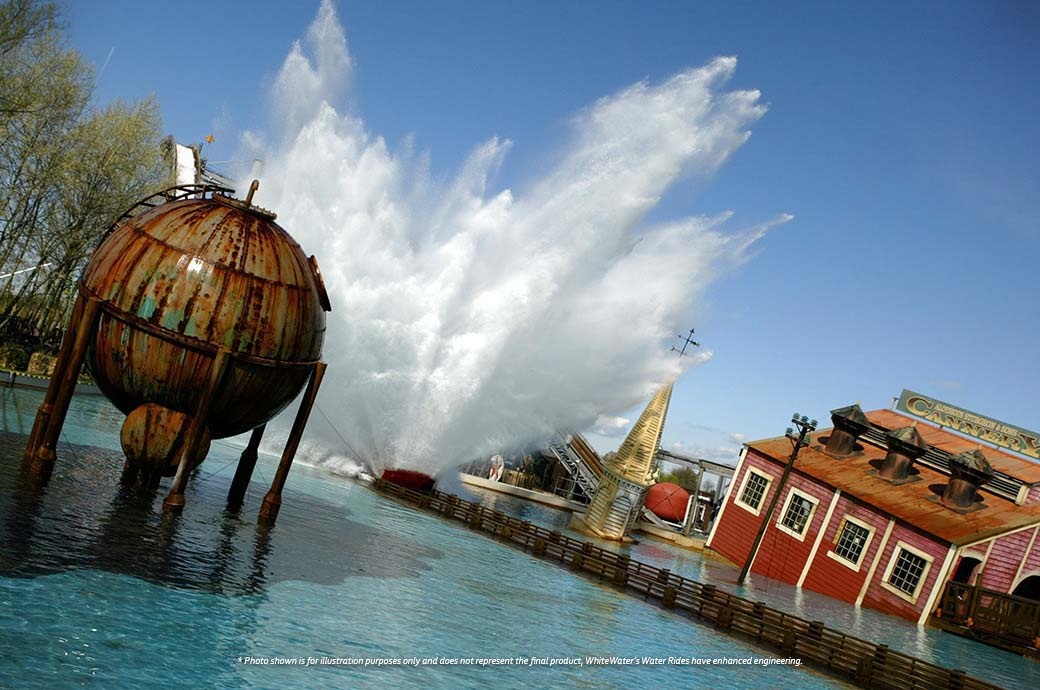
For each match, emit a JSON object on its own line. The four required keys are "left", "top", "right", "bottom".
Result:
{"left": 81, "top": 196, "right": 328, "bottom": 440}
{"left": 879, "top": 425, "right": 927, "bottom": 482}
{"left": 869, "top": 409, "right": 1040, "bottom": 483}
{"left": 824, "top": 404, "right": 870, "bottom": 456}
{"left": 942, "top": 449, "right": 995, "bottom": 510}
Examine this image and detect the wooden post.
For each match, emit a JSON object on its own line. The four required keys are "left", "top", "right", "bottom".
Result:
{"left": 163, "top": 348, "right": 231, "bottom": 513}
{"left": 226, "top": 424, "right": 266, "bottom": 511}
{"left": 27, "top": 296, "right": 101, "bottom": 477}
{"left": 738, "top": 415, "right": 816, "bottom": 585}
{"left": 716, "top": 604, "right": 733, "bottom": 629}
{"left": 258, "top": 361, "right": 326, "bottom": 523}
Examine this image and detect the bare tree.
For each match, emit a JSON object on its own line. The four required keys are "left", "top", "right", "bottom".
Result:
{"left": 0, "top": 1, "right": 167, "bottom": 343}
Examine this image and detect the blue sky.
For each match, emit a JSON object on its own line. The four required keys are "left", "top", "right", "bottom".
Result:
{"left": 62, "top": 1, "right": 1039, "bottom": 466}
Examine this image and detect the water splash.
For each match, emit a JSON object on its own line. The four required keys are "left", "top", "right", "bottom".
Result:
{"left": 245, "top": 1, "right": 787, "bottom": 475}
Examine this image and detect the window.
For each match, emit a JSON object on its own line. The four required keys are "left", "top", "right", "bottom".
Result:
{"left": 777, "top": 489, "right": 818, "bottom": 540}
{"left": 826, "top": 515, "right": 876, "bottom": 571}
{"left": 734, "top": 469, "right": 773, "bottom": 516}
{"left": 742, "top": 473, "right": 769, "bottom": 509}
{"left": 881, "top": 542, "right": 934, "bottom": 604}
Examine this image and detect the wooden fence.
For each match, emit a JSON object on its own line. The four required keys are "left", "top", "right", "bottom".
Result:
{"left": 374, "top": 479, "right": 1007, "bottom": 690}
{"left": 937, "top": 581, "right": 1040, "bottom": 658}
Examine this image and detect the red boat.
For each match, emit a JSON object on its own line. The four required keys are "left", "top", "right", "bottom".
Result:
{"left": 381, "top": 468, "right": 436, "bottom": 493}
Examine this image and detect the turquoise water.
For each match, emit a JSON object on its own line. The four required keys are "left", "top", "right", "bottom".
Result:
{"left": 443, "top": 483, "right": 1039, "bottom": 690}
{"left": 0, "top": 387, "right": 852, "bottom": 690}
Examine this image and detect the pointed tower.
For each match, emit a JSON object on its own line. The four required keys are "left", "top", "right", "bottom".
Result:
{"left": 581, "top": 383, "right": 673, "bottom": 540}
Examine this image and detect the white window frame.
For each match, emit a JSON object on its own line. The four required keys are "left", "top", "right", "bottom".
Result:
{"left": 880, "top": 541, "right": 935, "bottom": 605}
{"left": 776, "top": 487, "right": 819, "bottom": 542}
{"left": 734, "top": 468, "right": 774, "bottom": 516}
{"left": 827, "top": 514, "right": 877, "bottom": 572}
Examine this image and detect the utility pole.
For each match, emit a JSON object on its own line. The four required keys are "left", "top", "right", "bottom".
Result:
{"left": 736, "top": 413, "right": 817, "bottom": 586}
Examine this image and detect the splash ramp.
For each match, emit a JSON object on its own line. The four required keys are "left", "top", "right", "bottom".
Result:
{"left": 381, "top": 469, "right": 436, "bottom": 493}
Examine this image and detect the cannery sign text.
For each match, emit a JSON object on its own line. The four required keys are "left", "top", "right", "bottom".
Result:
{"left": 897, "top": 389, "right": 1039, "bottom": 460}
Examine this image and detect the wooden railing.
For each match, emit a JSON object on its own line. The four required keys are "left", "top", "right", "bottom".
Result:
{"left": 937, "top": 581, "right": 1040, "bottom": 656}
{"left": 374, "top": 479, "right": 1007, "bottom": 690}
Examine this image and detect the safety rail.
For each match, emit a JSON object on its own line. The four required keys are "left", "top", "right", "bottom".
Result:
{"left": 546, "top": 437, "right": 599, "bottom": 497}
{"left": 374, "top": 478, "right": 1006, "bottom": 690}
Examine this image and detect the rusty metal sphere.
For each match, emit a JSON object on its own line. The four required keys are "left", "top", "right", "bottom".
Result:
{"left": 120, "top": 403, "right": 211, "bottom": 475}
{"left": 81, "top": 188, "right": 329, "bottom": 440}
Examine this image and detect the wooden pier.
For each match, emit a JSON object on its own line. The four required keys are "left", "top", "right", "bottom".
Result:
{"left": 374, "top": 479, "right": 1006, "bottom": 690}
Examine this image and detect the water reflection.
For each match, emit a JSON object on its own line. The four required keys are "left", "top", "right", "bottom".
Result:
{"left": 0, "top": 432, "right": 444, "bottom": 594}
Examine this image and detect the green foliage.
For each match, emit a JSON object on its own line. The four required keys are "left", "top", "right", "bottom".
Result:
{"left": 0, "top": 341, "right": 28, "bottom": 370}
{"left": 659, "top": 466, "right": 701, "bottom": 492}
{"left": 0, "top": 0, "right": 167, "bottom": 337}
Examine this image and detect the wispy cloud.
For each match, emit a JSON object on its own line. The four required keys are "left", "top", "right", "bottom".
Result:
{"left": 591, "top": 415, "right": 631, "bottom": 438}
{"left": 668, "top": 440, "right": 741, "bottom": 465}
{"left": 97, "top": 47, "right": 115, "bottom": 83}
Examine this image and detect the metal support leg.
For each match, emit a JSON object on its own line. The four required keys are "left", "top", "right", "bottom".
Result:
{"left": 24, "top": 297, "right": 85, "bottom": 463}
{"left": 27, "top": 296, "right": 101, "bottom": 477}
{"left": 226, "top": 424, "right": 265, "bottom": 511}
{"left": 120, "top": 460, "right": 140, "bottom": 486}
{"left": 163, "top": 348, "right": 231, "bottom": 514}
{"left": 259, "top": 362, "right": 326, "bottom": 524}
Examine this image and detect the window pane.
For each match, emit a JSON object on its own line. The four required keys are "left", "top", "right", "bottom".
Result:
{"left": 740, "top": 473, "right": 768, "bottom": 510}
{"left": 888, "top": 549, "right": 927, "bottom": 595}
{"left": 781, "top": 494, "right": 813, "bottom": 534}
{"left": 834, "top": 520, "right": 870, "bottom": 564}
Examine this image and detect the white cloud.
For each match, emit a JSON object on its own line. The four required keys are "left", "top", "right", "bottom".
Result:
{"left": 591, "top": 415, "right": 631, "bottom": 438}
{"left": 667, "top": 441, "right": 742, "bottom": 465}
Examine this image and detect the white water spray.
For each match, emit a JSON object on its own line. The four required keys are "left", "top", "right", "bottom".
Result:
{"left": 245, "top": 1, "right": 787, "bottom": 475}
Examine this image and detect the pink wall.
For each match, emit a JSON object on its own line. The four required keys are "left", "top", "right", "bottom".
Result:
{"left": 748, "top": 467, "right": 837, "bottom": 583}
{"left": 801, "top": 494, "right": 891, "bottom": 604}
{"left": 708, "top": 451, "right": 782, "bottom": 568}
{"left": 709, "top": 448, "right": 1040, "bottom": 622}
{"left": 1028, "top": 484, "right": 1040, "bottom": 504}
{"left": 977, "top": 527, "right": 1036, "bottom": 592}
{"left": 861, "top": 524, "right": 950, "bottom": 619}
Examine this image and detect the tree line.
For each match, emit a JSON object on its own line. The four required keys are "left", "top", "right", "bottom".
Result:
{"left": 0, "top": 0, "right": 168, "bottom": 356}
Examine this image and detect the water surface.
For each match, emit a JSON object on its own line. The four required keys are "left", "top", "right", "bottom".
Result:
{"left": 1, "top": 387, "right": 856, "bottom": 689}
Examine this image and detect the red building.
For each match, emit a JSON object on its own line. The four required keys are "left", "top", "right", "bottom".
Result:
{"left": 706, "top": 402, "right": 1040, "bottom": 629}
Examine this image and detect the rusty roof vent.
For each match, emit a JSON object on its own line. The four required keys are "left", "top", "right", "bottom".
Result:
{"left": 941, "top": 448, "right": 995, "bottom": 511}
{"left": 823, "top": 404, "right": 870, "bottom": 457}
{"left": 878, "top": 424, "right": 928, "bottom": 482}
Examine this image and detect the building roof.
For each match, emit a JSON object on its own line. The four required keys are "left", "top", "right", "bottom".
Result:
{"left": 746, "top": 409, "right": 1040, "bottom": 546}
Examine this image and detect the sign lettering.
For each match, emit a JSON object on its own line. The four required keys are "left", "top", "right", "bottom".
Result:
{"left": 896, "top": 389, "right": 1040, "bottom": 460}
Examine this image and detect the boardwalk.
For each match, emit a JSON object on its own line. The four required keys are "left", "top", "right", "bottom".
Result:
{"left": 374, "top": 479, "right": 1005, "bottom": 690}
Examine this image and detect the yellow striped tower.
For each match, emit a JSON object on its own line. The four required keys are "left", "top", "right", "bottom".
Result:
{"left": 581, "top": 383, "right": 673, "bottom": 540}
